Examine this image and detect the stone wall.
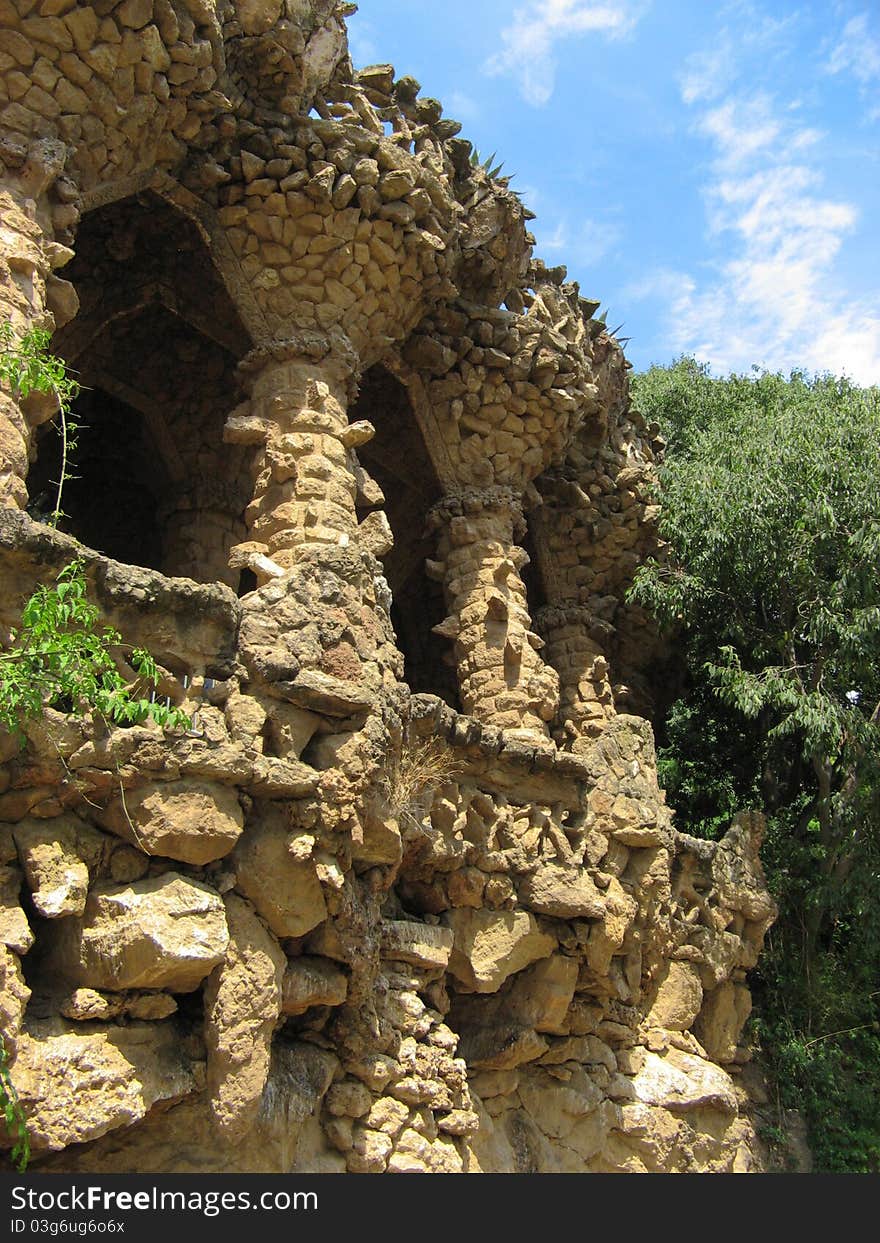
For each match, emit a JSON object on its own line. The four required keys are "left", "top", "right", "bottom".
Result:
{"left": 0, "top": 0, "right": 774, "bottom": 1174}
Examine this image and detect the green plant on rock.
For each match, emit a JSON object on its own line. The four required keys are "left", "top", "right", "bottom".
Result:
{"left": 0, "top": 322, "right": 80, "bottom": 528}
{"left": 0, "top": 1033, "right": 29, "bottom": 1172}
{"left": 0, "top": 559, "right": 190, "bottom": 745}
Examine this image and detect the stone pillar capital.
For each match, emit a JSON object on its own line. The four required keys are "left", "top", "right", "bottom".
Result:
{"left": 238, "top": 327, "right": 360, "bottom": 393}
{"left": 426, "top": 486, "right": 526, "bottom": 540}
{"left": 534, "top": 601, "right": 616, "bottom": 748}
{"left": 534, "top": 602, "right": 615, "bottom": 642}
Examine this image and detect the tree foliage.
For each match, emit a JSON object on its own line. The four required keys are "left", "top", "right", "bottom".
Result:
{"left": 630, "top": 357, "right": 880, "bottom": 1171}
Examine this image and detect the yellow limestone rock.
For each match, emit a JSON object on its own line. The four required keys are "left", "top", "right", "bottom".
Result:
{"left": 0, "top": 943, "right": 30, "bottom": 1057}
{"left": 508, "top": 953, "right": 579, "bottom": 1033}
{"left": 0, "top": 864, "right": 32, "bottom": 954}
{"left": 631, "top": 1047, "right": 738, "bottom": 1114}
{"left": 204, "top": 894, "right": 286, "bottom": 1140}
{"left": 99, "top": 779, "right": 244, "bottom": 865}
{"left": 281, "top": 955, "right": 348, "bottom": 1015}
{"left": 60, "top": 873, "right": 229, "bottom": 992}
{"left": 13, "top": 818, "right": 95, "bottom": 918}
{"left": 647, "top": 962, "right": 704, "bottom": 1032}
{"left": 445, "top": 908, "right": 555, "bottom": 993}
{"left": 519, "top": 862, "right": 604, "bottom": 920}
{"left": 232, "top": 814, "right": 327, "bottom": 938}
{"left": 8, "top": 1020, "right": 196, "bottom": 1152}
{"left": 693, "top": 981, "right": 752, "bottom": 1064}
{"left": 382, "top": 920, "right": 454, "bottom": 970}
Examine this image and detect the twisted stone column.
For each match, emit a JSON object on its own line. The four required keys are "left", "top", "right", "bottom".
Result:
{"left": 0, "top": 140, "right": 78, "bottom": 510}
{"left": 426, "top": 488, "right": 559, "bottom": 738}
{"left": 535, "top": 603, "right": 615, "bottom": 750}
{"left": 224, "top": 330, "right": 370, "bottom": 582}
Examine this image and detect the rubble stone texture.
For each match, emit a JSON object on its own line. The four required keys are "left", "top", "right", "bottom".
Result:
{"left": 0, "top": 1, "right": 775, "bottom": 1173}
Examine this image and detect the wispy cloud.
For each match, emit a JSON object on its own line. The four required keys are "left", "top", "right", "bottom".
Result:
{"left": 346, "top": 16, "right": 379, "bottom": 68}
{"left": 827, "top": 12, "right": 880, "bottom": 85}
{"left": 545, "top": 216, "right": 620, "bottom": 265}
{"left": 826, "top": 11, "right": 880, "bottom": 122}
{"left": 446, "top": 90, "right": 480, "bottom": 123}
{"left": 631, "top": 87, "right": 880, "bottom": 383}
{"left": 485, "top": 0, "right": 648, "bottom": 106}
{"left": 680, "top": 41, "right": 736, "bottom": 105}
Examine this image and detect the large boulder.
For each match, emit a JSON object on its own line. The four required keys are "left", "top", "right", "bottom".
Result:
{"left": 13, "top": 817, "right": 104, "bottom": 918}
{"left": 445, "top": 908, "right": 555, "bottom": 993}
{"left": 646, "top": 962, "right": 704, "bottom": 1032}
{"left": 693, "top": 981, "right": 752, "bottom": 1064}
{"left": 55, "top": 873, "right": 228, "bottom": 992}
{"left": 0, "top": 865, "right": 32, "bottom": 954}
{"left": 0, "top": 944, "right": 30, "bottom": 1058}
{"left": 518, "top": 862, "right": 604, "bottom": 920}
{"left": 99, "top": 780, "right": 244, "bottom": 865}
{"left": 281, "top": 956, "right": 348, "bottom": 1015}
{"left": 631, "top": 1048, "right": 739, "bottom": 1114}
{"left": 8, "top": 1020, "right": 196, "bottom": 1151}
{"left": 232, "top": 813, "right": 327, "bottom": 938}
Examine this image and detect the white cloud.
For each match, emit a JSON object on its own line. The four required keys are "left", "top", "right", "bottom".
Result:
{"left": 540, "top": 219, "right": 570, "bottom": 251}
{"left": 446, "top": 90, "right": 480, "bottom": 123}
{"left": 575, "top": 217, "right": 621, "bottom": 265}
{"left": 485, "top": 0, "right": 647, "bottom": 106}
{"left": 536, "top": 214, "right": 620, "bottom": 266}
{"left": 719, "top": 1, "right": 800, "bottom": 52}
{"left": 698, "top": 95, "right": 782, "bottom": 169}
{"left": 680, "top": 41, "right": 736, "bottom": 105}
{"left": 827, "top": 13, "right": 880, "bottom": 86}
{"left": 826, "top": 11, "right": 880, "bottom": 124}
{"left": 345, "top": 16, "right": 379, "bottom": 68}
{"left": 631, "top": 88, "right": 880, "bottom": 383}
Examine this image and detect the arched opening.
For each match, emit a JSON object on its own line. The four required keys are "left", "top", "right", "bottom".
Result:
{"left": 520, "top": 517, "right": 548, "bottom": 622}
{"left": 35, "top": 191, "right": 254, "bottom": 587}
{"left": 27, "top": 386, "right": 171, "bottom": 570}
{"left": 350, "top": 365, "right": 458, "bottom": 707}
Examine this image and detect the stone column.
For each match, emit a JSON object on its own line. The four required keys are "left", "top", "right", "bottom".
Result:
{"left": 535, "top": 604, "right": 615, "bottom": 750}
{"left": 160, "top": 476, "right": 249, "bottom": 589}
{"left": 224, "top": 330, "right": 370, "bottom": 582}
{"left": 426, "top": 488, "right": 559, "bottom": 739}
{"left": 0, "top": 140, "right": 78, "bottom": 510}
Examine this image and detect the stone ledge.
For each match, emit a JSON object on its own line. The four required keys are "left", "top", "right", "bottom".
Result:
{"left": 409, "top": 693, "right": 591, "bottom": 783}
{"left": 0, "top": 508, "right": 241, "bottom": 676}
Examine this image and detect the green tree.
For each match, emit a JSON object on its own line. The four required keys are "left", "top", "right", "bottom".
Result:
{"left": 629, "top": 357, "right": 880, "bottom": 1171}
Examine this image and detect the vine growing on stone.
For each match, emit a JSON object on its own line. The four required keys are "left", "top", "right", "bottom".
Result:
{"left": 0, "top": 322, "right": 80, "bottom": 528}
{"left": 0, "top": 1033, "right": 29, "bottom": 1172}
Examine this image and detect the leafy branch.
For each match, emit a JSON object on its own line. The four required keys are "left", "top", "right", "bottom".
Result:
{"left": 0, "top": 323, "right": 80, "bottom": 528}
{"left": 0, "top": 1034, "right": 28, "bottom": 1172}
{"left": 0, "top": 560, "right": 190, "bottom": 745}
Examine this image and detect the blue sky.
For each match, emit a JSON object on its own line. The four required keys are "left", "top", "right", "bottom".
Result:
{"left": 347, "top": 1, "right": 880, "bottom": 382}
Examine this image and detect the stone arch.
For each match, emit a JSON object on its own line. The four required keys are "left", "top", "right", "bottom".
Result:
{"left": 380, "top": 354, "right": 460, "bottom": 492}
{"left": 35, "top": 189, "right": 255, "bottom": 587}
{"left": 350, "top": 362, "right": 458, "bottom": 706}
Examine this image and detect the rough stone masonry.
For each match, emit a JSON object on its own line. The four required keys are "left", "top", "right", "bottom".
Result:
{"left": 0, "top": 0, "right": 776, "bottom": 1172}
